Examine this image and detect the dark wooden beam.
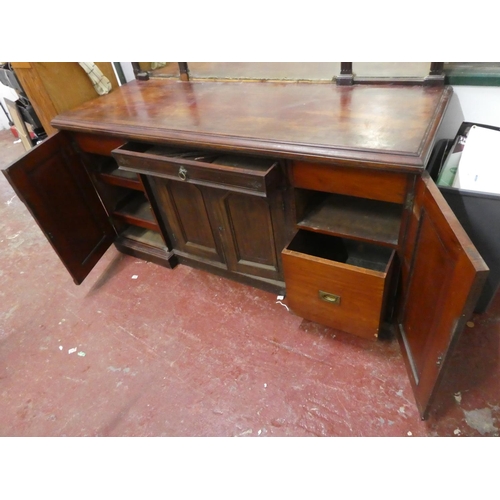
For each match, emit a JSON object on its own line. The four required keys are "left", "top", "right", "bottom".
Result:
{"left": 337, "top": 62, "right": 353, "bottom": 86}
{"left": 178, "top": 62, "right": 190, "bottom": 82}
{"left": 131, "top": 62, "right": 149, "bottom": 81}
{"left": 424, "top": 62, "right": 445, "bottom": 86}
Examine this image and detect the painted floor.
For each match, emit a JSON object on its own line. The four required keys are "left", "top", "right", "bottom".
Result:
{"left": 1, "top": 128, "right": 499, "bottom": 437}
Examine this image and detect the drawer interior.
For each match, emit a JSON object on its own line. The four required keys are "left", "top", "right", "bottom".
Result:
{"left": 287, "top": 230, "right": 393, "bottom": 273}
{"left": 116, "top": 142, "right": 276, "bottom": 173}
{"left": 131, "top": 143, "right": 220, "bottom": 164}
{"left": 113, "top": 142, "right": 281, "bottom": 195}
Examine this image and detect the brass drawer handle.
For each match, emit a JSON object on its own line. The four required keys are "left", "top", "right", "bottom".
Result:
{"left": 178, "top": 166, "right": 188, "bottom": 181}
{"left": 319, "top": 290, "right": 341, "bottom": 305}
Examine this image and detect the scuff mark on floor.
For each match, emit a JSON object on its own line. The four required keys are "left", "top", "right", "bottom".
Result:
{"left": 2, "top": 304, "right": 18, "bottom": 320}
{"left": 463, "top": 407, "right": 498, "bottom": 435}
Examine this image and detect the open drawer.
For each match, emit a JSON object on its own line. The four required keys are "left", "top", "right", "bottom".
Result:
{"left": 282, "top": 230, "right": 395, "bottom": 340}
{"left": 112, "top": 143, "right": 281, "bottom": 197}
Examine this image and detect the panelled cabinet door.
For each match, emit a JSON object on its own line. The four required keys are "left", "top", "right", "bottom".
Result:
{"left": 398, "top": 172, "right": 488, "bottom": 419}
{"left": 150, "top": 178, "right": 226, "bottom": 265}
{"left": 2, "top": 132, "right": 116, "bottom": 284}
{"left": 207, "top": 189, "right": 285, "bottom": 282}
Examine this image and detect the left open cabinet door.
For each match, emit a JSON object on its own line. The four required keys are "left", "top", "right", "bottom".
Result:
{"left": 2, "top": 131, "right": 116, "bottom": 284}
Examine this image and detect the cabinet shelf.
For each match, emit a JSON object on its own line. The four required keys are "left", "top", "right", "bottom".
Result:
{"left": 297, "top": 193, "right": 403, "bottom": 248}
{"left": 116, "top": 226, "right": 174, "bottom": 268}
{"left": 112, "top": 192, "right": 159, "bottom": 231}
{"left": 119, "top": 226, "right": 166, "bottom": 248}
{"left": 97, "top": 163, "right": 143, "bottom": 191}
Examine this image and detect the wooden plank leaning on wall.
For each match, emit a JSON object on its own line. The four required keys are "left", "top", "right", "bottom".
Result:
{"left": 10, "top": 62, "right": 119, "bottom": 136}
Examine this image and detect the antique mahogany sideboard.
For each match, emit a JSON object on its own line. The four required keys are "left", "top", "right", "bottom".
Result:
{"left": 3, "top": 79, "right": 488, "bottom": 419}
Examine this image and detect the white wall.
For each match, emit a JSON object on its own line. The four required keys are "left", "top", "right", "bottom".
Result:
{"left": 118, "top": 62, "right": 136, "bottom": 83}
{"left": 437, "top": 86, "right": 500, "bottom": 140}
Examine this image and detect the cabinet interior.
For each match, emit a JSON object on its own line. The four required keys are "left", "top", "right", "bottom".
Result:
{"left": 84, "top": 152, "right": 170, "bottom": 256}
{"left": 294, "top": 189, "right": 403, "bottom": 248}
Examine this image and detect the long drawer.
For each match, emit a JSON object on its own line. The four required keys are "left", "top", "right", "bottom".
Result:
{"left": 112, "top": 143, "right": 281, "bottom": 197}
{"left": 282, "top": 230, "right": 395, "bottom": 340}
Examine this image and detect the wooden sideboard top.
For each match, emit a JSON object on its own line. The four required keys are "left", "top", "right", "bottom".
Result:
{"left": 52, "top": 79, "right": 452, "bottom": 172}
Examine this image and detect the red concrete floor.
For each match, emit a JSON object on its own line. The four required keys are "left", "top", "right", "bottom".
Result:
{"left": 0, "top": 128, "right": 499, "bottom": 437}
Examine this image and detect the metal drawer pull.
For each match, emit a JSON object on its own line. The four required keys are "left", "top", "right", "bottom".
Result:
{"left": 178, "top": 166, "right": 188, "bottom": 181}
{"left": 319, "top": 290, "right": 341, "bottom": 305}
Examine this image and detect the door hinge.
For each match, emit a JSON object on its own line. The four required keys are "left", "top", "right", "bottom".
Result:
{"left": 405, "top": 192, "right": 415, "bottom": 210}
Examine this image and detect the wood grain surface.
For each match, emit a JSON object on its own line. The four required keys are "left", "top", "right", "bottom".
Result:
{"left": 52, "top": 80, "right": 452, "bottom": 171}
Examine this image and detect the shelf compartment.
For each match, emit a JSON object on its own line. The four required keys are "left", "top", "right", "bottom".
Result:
{"left": 112, "top": 192, "right": 159, "bottom": 231}
{"left": 297, "top": 193, "right": 402, "bottom": 248}
{"left": 282, "top": 230, "right": 394, "bottom": 340}
{"left": 119, "top": 226, "right": 166, "bottom": 248}
{"left": 97, "top": 161, "right": 143, "bottom": 191}
{"left": 116, "top": 226, "right": 175, "bottom": 269}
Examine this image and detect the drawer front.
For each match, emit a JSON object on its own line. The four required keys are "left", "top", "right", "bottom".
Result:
{"left": 112, "top": 144, "right": 281, "bottom": 196}
{"left": 72, "top": 132, "right": 125, "bottom": 156}
{"left": 292, "top": 160, "right": 409, "bottom": 204}
{"left": 282, "top": 245, "right": 394, "bottom": 340}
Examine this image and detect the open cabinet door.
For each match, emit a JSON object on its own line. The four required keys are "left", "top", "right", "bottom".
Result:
{"left": 398, "top": 172, "right": 488, "bottom": 419}
{"left": 3, "top": 131, "right": 116, "bottom": 284}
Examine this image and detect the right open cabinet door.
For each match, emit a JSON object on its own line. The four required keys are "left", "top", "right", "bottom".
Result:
{"left": 398, "top": 172, "right": 489, "bottom": 419}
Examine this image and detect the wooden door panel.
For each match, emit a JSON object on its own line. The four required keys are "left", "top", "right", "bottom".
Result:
{"left": 398, "top": 172, "right": 488, "bottom": 418}
{"left": 212, "top": 191, "right": 283, "bottom": 281}
{"left": 2, "top": 132, "right": 116, "bottom": 284}
{"left": 226, "top": 193, "right": 279, "bottom": 274}
{"left": 152, "top": 178, "right": 225, "bottom": 264}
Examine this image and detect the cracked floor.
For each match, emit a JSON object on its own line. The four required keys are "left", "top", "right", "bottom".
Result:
{"left": 1, "top": 128, "right": 499, "bottom": 437}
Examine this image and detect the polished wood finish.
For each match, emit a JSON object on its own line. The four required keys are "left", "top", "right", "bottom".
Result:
{"left": 283, "top": 231, "right": 395, "bottom": 340}
{"left": 397, "top": 172, "right": 488, "bottom": 418}
{"left": 52, "top": 80, "right": 452, "bottom": 172}
{"left": 148, "top": 172, "right": 287, "bottom": 283}
{"left": 72, "top": 132, "right": 125, "bottom": 156}
{"left": 97, "top": 165, "right": 142, "bottom": 191}
{"left": 292, "top": 161, "right": 410, "bottom": 204}
{"left": 71, "top": 135, "right": 175, "bottom": 270}
{"left": 210, "top": 189, "right": 285, "bottom": 281}
{"left": 2, "top": 127, "right": 175, "bottom": 276}
{"left": 2, "top": 132, "right": 116, "bottom": 284}
{"left": 112, "top": 192, "right": 159, "bottom": 232}
{"left": 11, "top": 62, "right": 118, "bottom": 136}
{"left": 152, "top": 178, "right": 226, "bottom": 265}
{"left": 115, "top": 228, "right": 176, "bottom": 269}
{"left": 112, "top": 144, "right": 281, "bottom": 197}
{"left": 297, "top": 194, "right": 403, "bottom": 248}
{"left": 8, "top": 78, "right": 479, "bottom": 417}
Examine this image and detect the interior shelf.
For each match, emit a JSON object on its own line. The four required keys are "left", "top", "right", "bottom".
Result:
{"left": 297, "top": 193, "right": 403, "bottom": 247}
{"left": 98, "top": 162, "right": 143, "bottom": 191}
{"left": 112, "top": 192, "right": 159, "bottom": 231}
{"left": 119, "top": 226, "right": 166, "bottom": 248}
{"left": 115, "top": 226, "right": 173, "bottom": 268}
